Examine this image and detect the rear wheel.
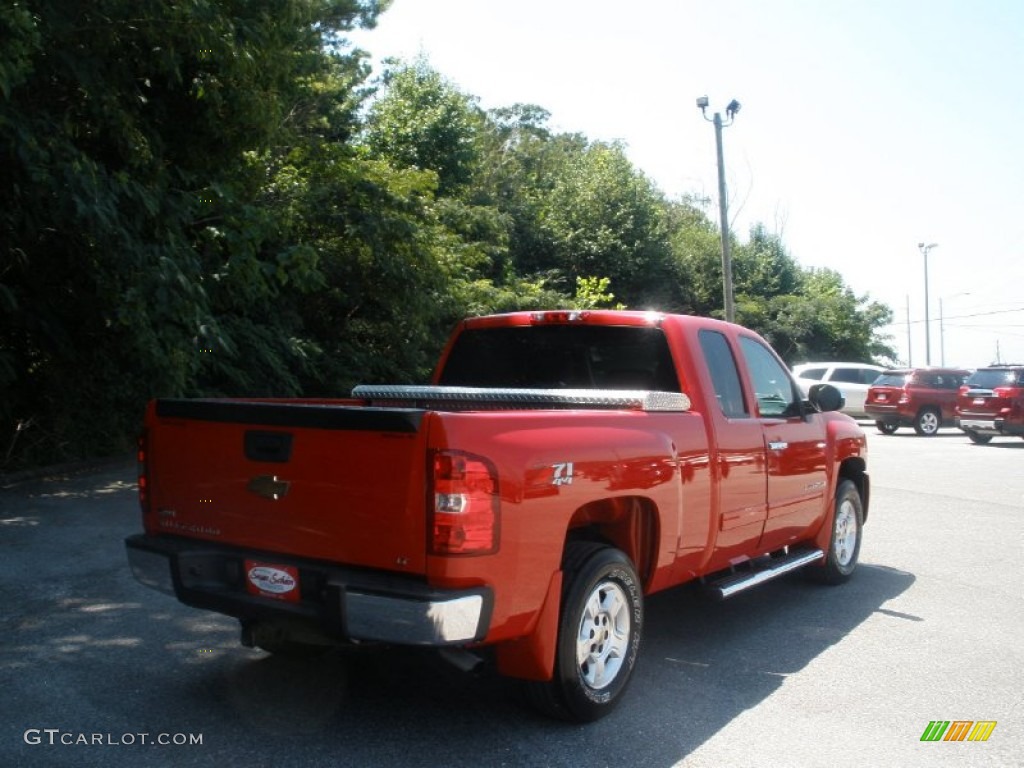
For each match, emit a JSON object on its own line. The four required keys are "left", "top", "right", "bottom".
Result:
{"left": 806, "top": 479, "right": 863, "bottom": 585}
{"left": 875, "top": 420, "right": 898, "bottom": 435}
{"left": 966, "top": 430, "right": 993, "bottom": 445}
{"left": 913, "top": 407, "right": 941, "bottom": 436}
{"left": 522, "top": 543, "right": 643, "bottom": 722}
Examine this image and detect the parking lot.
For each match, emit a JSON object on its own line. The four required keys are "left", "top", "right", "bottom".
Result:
{"left": 1, "top": 426, "right": 1021, "bottom": 767}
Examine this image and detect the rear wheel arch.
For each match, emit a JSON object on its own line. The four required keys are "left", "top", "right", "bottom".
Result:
{"left": 565, "top": 496, "right": 659, "bottom": 588}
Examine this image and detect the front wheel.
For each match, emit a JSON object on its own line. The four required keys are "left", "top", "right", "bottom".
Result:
{"left": 806, "top": 479, "right": 863, "bottom": 585}
{"left": 914, "top": 407, "right": 941, "bottom": 436}
{"left": 966, "top": 430, "right": 993, "bottom": 444}
{"left": 875, "top": 420, "right": 898, "bottom": 435}
{"left": 522, "top": 543, "right": 643, "bottom": 722}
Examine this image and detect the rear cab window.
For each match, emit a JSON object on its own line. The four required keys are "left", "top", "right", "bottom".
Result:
{"left": 439, "top": 325, "right": 682, "bottom": 392}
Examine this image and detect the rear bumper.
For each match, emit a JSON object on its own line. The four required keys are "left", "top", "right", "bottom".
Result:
{"left": 864, "top": 404, "right": 905, "bottom": 424}
{"left": 956, "top": 416, "right": 1024, "bottom": 436}
{"left": 125, "top": 534, "right": 492, "bottom": 646}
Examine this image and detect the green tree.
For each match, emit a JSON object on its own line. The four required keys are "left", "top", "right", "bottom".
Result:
{"left": 0, "top": 0, "right": 385, "bottom": 467}
{"left": 753, "top": 269, "right": 895, "bottom": 364}
{"left": 363, "top": 57, "right": 481, "bottom": 196}
{"left": 665, "top": 195, "right": 724, "bottom": 315}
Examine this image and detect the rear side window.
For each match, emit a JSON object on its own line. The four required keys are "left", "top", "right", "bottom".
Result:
{"left": 439, "top": 325, "right": 681, "bottom": 392}
{"left": 933, "top": 374, "right": 964, "bottom": 389}
{"left": 698, "top": 330, "right": 748, "bottom": 418}
{"left": 830, "top": 367, "right": 864, "bottom": 385}
{"left": 875, "top": 373, "right": 909, "bottom": 387}
{"left": 798, "top": 367, "right": 826, "bottom": 380}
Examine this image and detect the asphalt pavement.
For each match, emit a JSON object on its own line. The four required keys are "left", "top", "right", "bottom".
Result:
{"left": 1, "top": 427, "right": 1021, "bottom": 767}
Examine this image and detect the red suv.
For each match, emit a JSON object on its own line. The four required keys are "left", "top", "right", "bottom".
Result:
{"left": 865, "top": 367, "right": 970, "bottom": 436}
{"left": 955, "top": 365, "right": 1024, "bottom": 444}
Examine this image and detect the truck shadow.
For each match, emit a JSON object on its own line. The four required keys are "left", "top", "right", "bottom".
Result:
{"left": 1, "top": 466, "right": 914, "bottom": 767}
{"left": 177, "top": 563, "right": 914, "bottom": 767}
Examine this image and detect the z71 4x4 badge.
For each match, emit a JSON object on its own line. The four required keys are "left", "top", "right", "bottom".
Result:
{"left": 552, "top": 462, "right": 574, "bottom": 486}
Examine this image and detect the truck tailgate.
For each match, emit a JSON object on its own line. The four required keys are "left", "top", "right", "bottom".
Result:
{"left": 145, "top": 399, "right": 430, "bottom": 574}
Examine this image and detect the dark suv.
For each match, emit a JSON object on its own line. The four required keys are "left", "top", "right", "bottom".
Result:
{"left": 955, "top": 365, "right": 1024, "bottom": 444}
{"left": 864, "top": 367, "right": 970, "bottom": 436}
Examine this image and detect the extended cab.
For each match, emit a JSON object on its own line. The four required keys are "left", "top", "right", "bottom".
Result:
{"left": 126, "top": 310, "right": 869, "bottom": 721}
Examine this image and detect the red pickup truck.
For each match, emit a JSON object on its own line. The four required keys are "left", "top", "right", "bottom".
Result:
{"left": 126, "top": 310, "right": 869, "bottom": 721}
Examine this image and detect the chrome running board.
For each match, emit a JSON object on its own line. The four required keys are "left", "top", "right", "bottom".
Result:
{"left": 705, "top": 548, "right": 825, "bottom": 600}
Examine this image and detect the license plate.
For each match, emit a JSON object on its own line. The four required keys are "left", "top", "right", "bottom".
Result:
{"left": 244, "top": 560, "right": 300, "bottom": 602}
{"left": 876, "top": 394, "right": 888, "bottom": 402}
{"left": 974, "top": 398, "right": 986, "bottom": 405}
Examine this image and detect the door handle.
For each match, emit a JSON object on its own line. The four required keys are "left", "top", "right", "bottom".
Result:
{"left": 768, "top": 441, "right": 788, "bottom": 451}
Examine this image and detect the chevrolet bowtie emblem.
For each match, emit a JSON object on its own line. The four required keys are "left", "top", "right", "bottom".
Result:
{"left": 247, "top": 475, "right": 291, "bottom": 500}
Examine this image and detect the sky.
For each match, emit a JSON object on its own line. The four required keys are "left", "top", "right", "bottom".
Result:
{"left": 348, "top": 0, "right": 1024, "bottom": 368}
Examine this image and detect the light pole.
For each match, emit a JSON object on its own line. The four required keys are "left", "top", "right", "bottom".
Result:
{"left": 939, "top": 292, "right": 970, "bottom": 366}
{"left": 918, "top": 242, "right": 938, "bottom": 365}
{"left": 698, "top": 96, "right": 741, "bottom": 323}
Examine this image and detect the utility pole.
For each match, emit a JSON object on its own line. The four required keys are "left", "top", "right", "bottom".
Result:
{"left": 918, "top": 242, "right": 937, "bottom": 365}
{"left": 697, "top": 96, "right": 741, "bottom": 323}
{"left": 906, "top": 295, "right": 913, "bottom": 366}
{"left": 939, "top": 292, "right": 970, "bottom": 366}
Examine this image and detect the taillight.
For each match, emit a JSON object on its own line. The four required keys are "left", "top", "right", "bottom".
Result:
{"left": 137, "top": 432, "right": 150, "bottom": 515}
{"left": 430, "top": 450, "right": 499, "bottom": 555}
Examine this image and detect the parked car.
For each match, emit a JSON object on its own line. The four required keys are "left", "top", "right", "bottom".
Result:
{"left": 865, "top": 367, "right": 970, "bottom": 435}
{"left": 955, "top": 365, "right": 1024, "bottom": 444}
{"left": 791, "top": 362, "right": 885, "bottom": 418}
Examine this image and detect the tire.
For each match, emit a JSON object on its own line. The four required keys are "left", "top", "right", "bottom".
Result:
{"left": 966, "top": 430, "right": 993, "bottom": 445}
{"left": 875, "top": 420, "right": 898, "bottom": 435}
{"left": 913, "top": 407, "right": 941, "bottom": 436}
{"left": 806, "top": 479, "right": 863, "bottom": 585}
{"left": 522, "top": 542, "right": 643, "bottom": 722}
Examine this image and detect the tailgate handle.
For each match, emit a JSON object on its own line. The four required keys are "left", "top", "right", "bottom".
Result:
{"left": 244, "top": 431, "right": 293, "bottom": 463}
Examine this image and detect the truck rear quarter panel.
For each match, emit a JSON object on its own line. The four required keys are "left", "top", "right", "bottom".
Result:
{"left": 425, "top": 408, "right": 709, "bottom": 642}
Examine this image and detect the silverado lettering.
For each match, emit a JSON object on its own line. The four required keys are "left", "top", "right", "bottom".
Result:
{"left": 125, "top": 310, "right": 868, "bottom": 722}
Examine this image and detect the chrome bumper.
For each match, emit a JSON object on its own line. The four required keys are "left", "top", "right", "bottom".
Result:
{"left": 958, "top": 418, "right": 997, "bottom": 432}
{"left": 125, "top": 535, "right": 491, "bottom": 646}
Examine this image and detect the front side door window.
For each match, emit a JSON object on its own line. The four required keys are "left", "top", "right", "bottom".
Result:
{"left": 737, "top": 337, "right": 800, "bottom": 418}
{"left": 738, "top": 335, "right": 827, "bottom": 551}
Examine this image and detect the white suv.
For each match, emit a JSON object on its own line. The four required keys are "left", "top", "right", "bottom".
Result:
{"left": 791, "top": 362, "right": 885, "bottom": 418}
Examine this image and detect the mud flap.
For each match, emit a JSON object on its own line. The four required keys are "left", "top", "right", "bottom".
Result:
{"left": 495, "top": 570, "right": 563, "bottom": 681}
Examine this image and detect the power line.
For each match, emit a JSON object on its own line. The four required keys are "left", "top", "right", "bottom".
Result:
{"left": 882, "top": 306, "right": 1024, "bottom": 328}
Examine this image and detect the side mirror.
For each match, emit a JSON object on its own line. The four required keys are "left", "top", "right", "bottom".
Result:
{"left": 808, "top": 383, "right": 845, "bottom": 413}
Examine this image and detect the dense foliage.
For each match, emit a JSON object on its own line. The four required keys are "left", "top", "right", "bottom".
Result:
{"left": 0, "top": 2, "right": 894, "bottom": 470}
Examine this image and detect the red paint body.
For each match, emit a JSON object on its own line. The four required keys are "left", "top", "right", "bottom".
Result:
{"left": 130, "top": 311, "right": 868, "bottom": 680}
